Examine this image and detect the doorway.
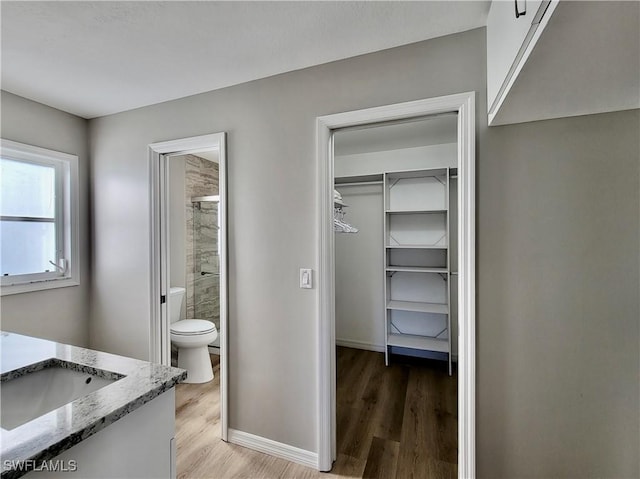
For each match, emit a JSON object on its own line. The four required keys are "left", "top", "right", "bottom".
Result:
{"left": 331, "top": 113, "right": 459, "bottom": 476}
{"left": 316, "top": 93, "right": 475, "bottom": 476}
{"left": 149, "top": 132, "right": 228, "bottom": 441}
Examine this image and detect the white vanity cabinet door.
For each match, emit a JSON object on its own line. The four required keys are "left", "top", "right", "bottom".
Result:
{"left": 23, "top": 390, "right": 176, "bottom": 479}
{"left": 487, "top": 0, "right": 545, "bottom": 115}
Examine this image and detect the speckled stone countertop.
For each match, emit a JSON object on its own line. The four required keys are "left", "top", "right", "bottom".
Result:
{"left": 0, "top": 331, "right": 186, "bottom": 478}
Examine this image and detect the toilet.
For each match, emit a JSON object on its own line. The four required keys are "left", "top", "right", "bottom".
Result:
{"left": 169, "top": 287, "right": 218, "bottom": 384}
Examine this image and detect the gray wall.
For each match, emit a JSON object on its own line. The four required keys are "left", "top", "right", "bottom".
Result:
{"left": 479, "top": 109, "right": 639, "bottom": 478}
{"left": 0, "top": 91, "right": 90, "bottom": 346}
{"left": 88, "top": 28, "right": 487, "bottom": 454}
{"left": 334, "top": 183, "right": 385, "bottom": 350}
{"left": 85, "top": 26, "right": 638, "bottom": 476}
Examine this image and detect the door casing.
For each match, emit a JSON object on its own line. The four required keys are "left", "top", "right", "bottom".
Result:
{"left": 149, "top": 132, "right": 229, "bottom": 441}
{"left": 315, "top": 93, "right": 476, "bottom": 476}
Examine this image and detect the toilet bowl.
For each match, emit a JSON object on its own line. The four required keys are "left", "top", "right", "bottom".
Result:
{"left": 171, "top": 319, "right": 217, "bottom": 383}
{"left": 169, "top": 287, "right": 217, "bottom": 384}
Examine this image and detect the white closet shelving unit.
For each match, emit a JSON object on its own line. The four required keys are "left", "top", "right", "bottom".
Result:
{"left": 384, "top": 167, "right": 455, "bottom": 375}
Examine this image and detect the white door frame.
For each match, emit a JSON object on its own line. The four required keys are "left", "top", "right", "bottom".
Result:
{"left": 316, "top": 92, "right": 475, "bottom": 476}
{"left": 149, "top": 132, "right": 229, "bottom": 441}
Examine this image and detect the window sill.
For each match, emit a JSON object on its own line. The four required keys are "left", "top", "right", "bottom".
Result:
{"left": 0, "top": 278, "right": 80, "bottom": 296}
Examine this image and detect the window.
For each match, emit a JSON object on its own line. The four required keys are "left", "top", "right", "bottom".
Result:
{"left": 0, "top": 139, "right": 79, "bottom": 295}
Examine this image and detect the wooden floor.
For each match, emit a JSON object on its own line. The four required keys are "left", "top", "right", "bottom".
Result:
{"left": 176, "top": 348, "right": 457, "bottom": 478}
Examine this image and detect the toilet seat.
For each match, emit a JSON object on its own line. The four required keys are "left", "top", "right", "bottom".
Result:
{"left": 170, "top": 319, "right": 216, "bottom": 336}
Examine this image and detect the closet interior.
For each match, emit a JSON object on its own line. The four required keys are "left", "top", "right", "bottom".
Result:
{"left": 334, "top": 113, "right": 459, "bottom": 374}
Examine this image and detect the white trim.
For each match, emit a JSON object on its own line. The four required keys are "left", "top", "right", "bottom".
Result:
{"left": 0, "top": 278, "right": 80, "bottom": 295}
{"left": 148, "top": 147, "right": 162, "bottom": 365}
{"left": 316, "top": 92, "right": 476, "bottom": 476}
{"left": 157, "top": 153, "right": 170, "bottom": 366}
{"left": 456, "top": 93, "right": 476, "bottom": 479}
{"left": 335, "top": 339, "right": 385, "bottom": 353}
{"left": 149, "top": 134, "right": 223, "bottom": 155}
{"left": 316, "top": 119, "right": 335, "bottom": 470}
{"left": 228, "top": 429, "right": 318, "bottom": 470}
{"left": 217, "top": 133, "right": 229, "bottom": 442}
{"left": 148, "top": 132, "right": 229, "bottom": 442}
{"left": 0, "top": 139, "right": 80, "bottom": 296}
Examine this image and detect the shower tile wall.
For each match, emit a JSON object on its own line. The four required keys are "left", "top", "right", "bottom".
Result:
{"left": 193, "top": 202, "right": 218, "bottom": 319}
{"left": 184, "top": 155, "right": 219, "bottom": 331}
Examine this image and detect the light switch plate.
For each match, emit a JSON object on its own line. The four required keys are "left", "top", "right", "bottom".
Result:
{"left": 300, "top": 268, "right": 313, "bottom": 289}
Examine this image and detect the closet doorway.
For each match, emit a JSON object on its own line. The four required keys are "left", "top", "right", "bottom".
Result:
{"left": 149, "top": 133, "right": 229, "bottom": 441}
{"left": 316, "top": 93, "right": 475, "bottom": 476}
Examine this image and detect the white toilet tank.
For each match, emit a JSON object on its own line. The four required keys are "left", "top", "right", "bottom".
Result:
{"left": 169, "top": 287, "right": 186, "bottom": 323}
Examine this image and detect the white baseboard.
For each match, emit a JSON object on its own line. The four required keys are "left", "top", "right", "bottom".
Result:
{"left": 335, "top": 338, "right": 385, "bottom": 353}
{"left": 227, "top": 429, "right": 318, "bottom": 470}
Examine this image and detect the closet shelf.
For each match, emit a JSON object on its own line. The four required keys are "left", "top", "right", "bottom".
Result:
{"left": 385, "top": 245, "right": 448, "bottom": 250}
{"left": 386, "top": 300, "right": 449, "bottom": 315}
{"left": 386, "top": 266, "right": 448, "bottom": 274}
{"left": 383, "top": 166, "right": 453, "bottom": 375}
{"left": 387, "top": 333, "right": 448, "bottom": 353}
{"left": 385, "top": 209, "right": 447, "bottom": 214}
{"left": 335, "top": 174, "right": 384, "bottom": 185}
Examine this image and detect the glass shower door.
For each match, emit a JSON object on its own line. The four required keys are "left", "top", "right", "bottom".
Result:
{"left": 192, "top": 196, "right": 220, "bottom": 347}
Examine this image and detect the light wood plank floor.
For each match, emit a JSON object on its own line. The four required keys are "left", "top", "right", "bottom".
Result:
{"left": 176, "top": 348, "right": 457, "bottom": 478}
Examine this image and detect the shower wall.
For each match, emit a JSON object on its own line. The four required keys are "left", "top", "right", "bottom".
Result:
{"left": 192, "top": 201, "right": 218, "bottom": 320}
{"left": 184, "top": 155, "right": 219, "bottom": 329}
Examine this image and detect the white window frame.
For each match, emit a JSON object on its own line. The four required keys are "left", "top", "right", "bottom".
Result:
{"left": 0, "top": 139, "right": 79, "bottom": 295}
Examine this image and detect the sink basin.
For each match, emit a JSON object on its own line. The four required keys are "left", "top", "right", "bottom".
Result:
{"left": 1, "top": 360, "right": 124, "bottom": 430}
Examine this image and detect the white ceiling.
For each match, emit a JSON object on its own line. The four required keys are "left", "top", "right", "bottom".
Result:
{"left": 1, "top": 1, "right": 490, "bottom": 119}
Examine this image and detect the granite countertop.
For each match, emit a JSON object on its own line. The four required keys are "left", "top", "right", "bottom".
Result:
{"left": 0, "top": 331, "right": 186, "bottom": 478}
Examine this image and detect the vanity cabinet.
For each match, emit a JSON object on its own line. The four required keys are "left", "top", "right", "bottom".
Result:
{"left": 1, "top": 332, "right": 184, "bottom": 479}
{"left": 23, "top": 391, "right": 176, "bottom": 479}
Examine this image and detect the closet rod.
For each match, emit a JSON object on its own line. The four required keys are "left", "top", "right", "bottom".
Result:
{"left": 336, "top": 180, "right": 383, "bottom": 187}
